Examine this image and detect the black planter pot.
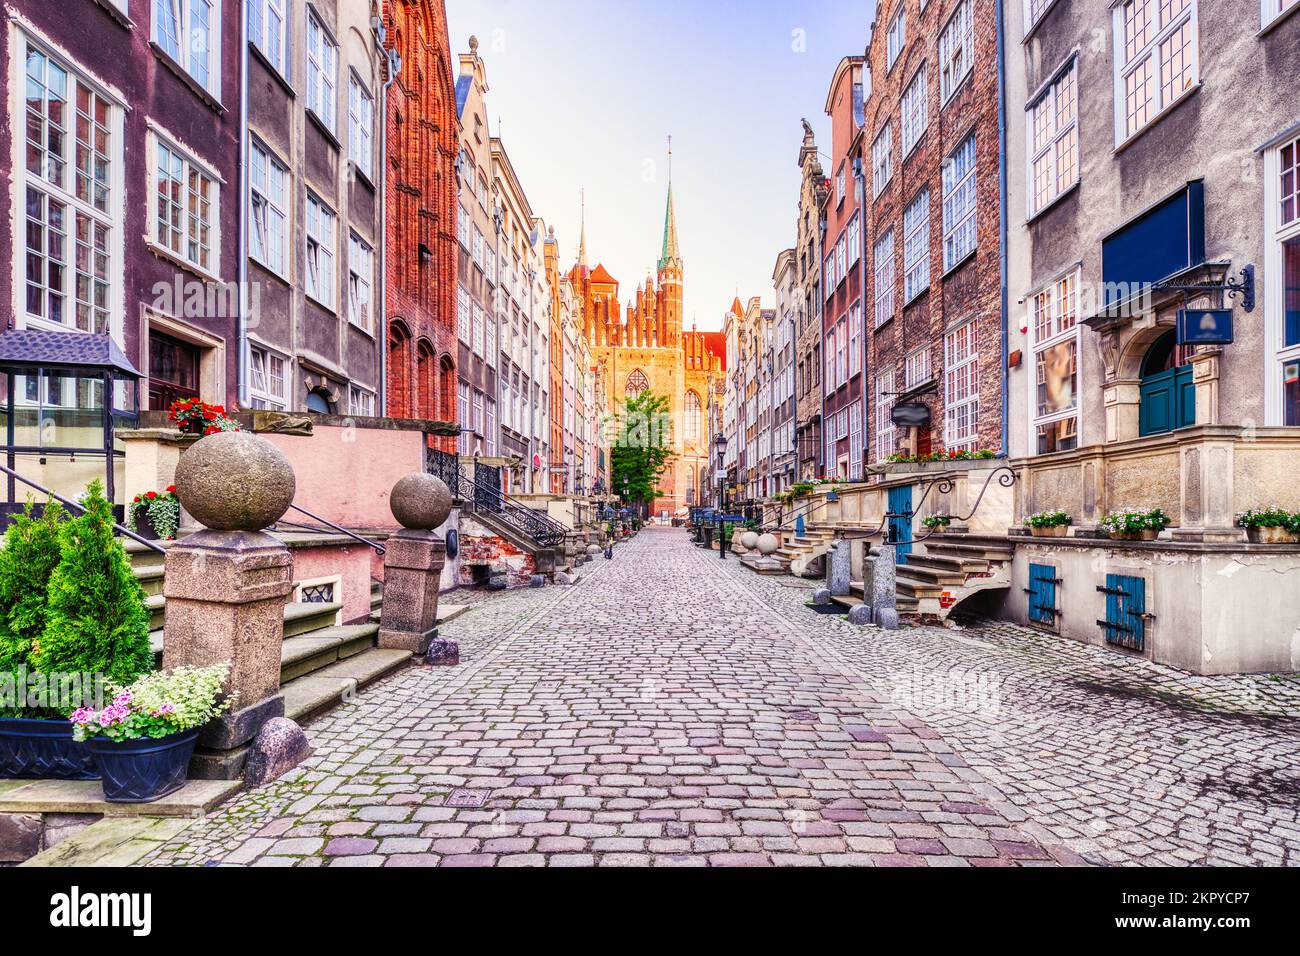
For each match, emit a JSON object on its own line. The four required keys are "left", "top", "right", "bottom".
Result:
{"left": 134, "top": 508, "right": 161, "bottom": 541}
{"left": 0, "top": 717, "right": 99, "bottom": 780}
{"left": 88, "top": 728, "right": 200, "bottom": 803}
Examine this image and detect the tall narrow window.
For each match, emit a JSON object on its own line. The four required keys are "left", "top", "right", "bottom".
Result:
{"left": 942, "top": 135, "right": 977, "bottom": 271}
{"left": 1262, "top": 0, "right": 1300, "bottom": 29}
{"left": 901, "top": 66, "right": 928, "bottom": 158}
{"left": 903, "top": 189, "right": 931, "bottom": 302}
{"left": 1029, "top": 271, "right": 1080, "bottom": 453}
{"left": 873, "top": 229, "right": 896, "bottom": 328}
{"left": 248, "top": 0, "right": 287, "bottom": 76}
{"left": 249, "top": 345, "right": 288, "bottom": 410}
{"left": 872, "top": 124, "right": 893, "bottom": 197}
{"left": 348, "top": 72, "right": 374, "bottom": 179}
{"left": 887, "top": 7, "right": 906, "bottom": 70}
{"left": 848, "top": 301, "right": 862, "bottom": 378}
{"left": 152, "top": 0, "right": 219, "bottom": 96}
{"left": 685, "top": 390, "right": 702, "bottom": 442}
{"left": 348, "top": 232, "right": 373, "bottom": 332}
{"left": 944, "top": 322, "right": 980, "bottom": 451}
{"left": 153, "top": 135, "right": 217, "bottom": 273}
{"left": 875, "top": 369, "right": 897, "bottom": 462}
{"left": 1028, "top": 58, "right": 1079, "bottom": 217}
{"left": 306, "top": 11, "right": 338, "bottom": 133}
{"left": 939, "top": 0, "right": 973, "bottom": 104}
{"left": 1272, "top": 136, "right": 1300, "bottom": 424}
{"left": 1114, "top": 0, "right": 1198, "bottom": 144}
{"left": 249, "top": 138, "right": 288, "bottom": 274}
{"left": 305, "top": 193, "right": 337, "bottom": 308}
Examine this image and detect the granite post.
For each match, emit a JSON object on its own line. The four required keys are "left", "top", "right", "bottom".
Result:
{"left": 164, "top": 431, "right": 299, "bottom": 779}
{"left": 827, "top": 539, "right": 851, "bottom": 596}
{"left": 379, "top": 473, "right": 454, "bottom": 662}
{"left": 872, "top": 545, "right": 899, "bottom": 630}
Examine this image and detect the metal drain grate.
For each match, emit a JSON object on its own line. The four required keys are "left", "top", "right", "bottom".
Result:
{"left": 446, "top": 788, "right": 489, "bottom": 808}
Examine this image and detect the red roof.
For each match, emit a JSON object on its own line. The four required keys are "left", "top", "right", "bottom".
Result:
{"left": 589, "top": 263, "right": 617, "bottom": 285}
{"left": 685, "top": 329, "right": 726, "bottom": 371}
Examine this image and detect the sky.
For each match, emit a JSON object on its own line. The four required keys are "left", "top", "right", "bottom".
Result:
{"left": 445, "top": 0, "right": 876, "bottom": 332}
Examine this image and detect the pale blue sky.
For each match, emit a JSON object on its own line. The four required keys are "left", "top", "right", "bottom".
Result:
{"left": 446, "top": 0, "right": 876, "bottom": 332}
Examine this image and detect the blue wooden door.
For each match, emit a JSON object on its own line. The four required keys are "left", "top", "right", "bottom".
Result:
{"left": 1139, "top": 365, "right": 1195, "bottom": 437}
{"left": 1027, "top": 564, "right": 1058, "bottom": 627}
{"left": 887, "top": 484, "right": 913, "bottom": 565}
{"left": 1101, "top": 574, "right": 1147, "bottom": 651}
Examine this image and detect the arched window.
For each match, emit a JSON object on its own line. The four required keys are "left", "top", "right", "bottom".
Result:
{"left": 685, "top": 390, "right": 702, "bottom": 442}
{"left": 625, "top": 369, "right": 649, "bottom": 396}
{"left": 388, "top": 321, "right": 412, "bottom": 419}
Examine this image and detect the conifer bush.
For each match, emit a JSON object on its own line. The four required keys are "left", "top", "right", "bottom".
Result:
{"left": 0, "top": 499, "right": 69, "bottom": 717}
{"left": 34, "top": 481, "right": 153, "bottom": 689}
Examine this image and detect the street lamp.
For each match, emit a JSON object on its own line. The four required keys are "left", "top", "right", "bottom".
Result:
{"left": 714, "top": 433, "right": 729, "bottom": 560}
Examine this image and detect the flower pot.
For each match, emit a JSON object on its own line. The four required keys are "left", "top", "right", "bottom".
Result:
{"left": 0, "top": 717, "right": 99, "bottom": 780}
{"left": 1108, "top": 529, "right": 1158, "bottom": 541}
{"left": 1246, "top": 526, "right": 1300, "bottom": 545}
{"left": 177, "top": 418, "right": 205, "bottom": 436}
{"left": 134, "top": 508, "right": 162, "bottom": 541}
{"left": 1030, "top": 525, "right": 1069, "bottom": 538}
{"left": 88, "top": 728, "right": 199, "bottom": 803}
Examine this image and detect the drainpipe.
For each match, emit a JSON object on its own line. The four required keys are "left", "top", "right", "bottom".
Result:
{"left": 378, "top": 27, "right": 399, "bottom": 414}
{"left": 527, "top": 265, "right": 536, "bottom": 494}
{"left": 996, "top": 0, "right": 1010, "bottom": 459}
{"left": 237, "top": 0, "right": 250, "bottom": 409}
{"left": 855, "top": 155, "right": 867, "bottom": 475}
{"left": 493, "top": 204, "right": 504, "bottom": 467}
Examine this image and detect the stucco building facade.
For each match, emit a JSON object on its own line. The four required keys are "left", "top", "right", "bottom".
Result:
{"left": 794, "top": 120, "right": 828, "bottom": 480}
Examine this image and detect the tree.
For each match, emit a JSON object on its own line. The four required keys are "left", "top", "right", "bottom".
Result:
{"left": 34, "top": 481, "right": 153, "bottom": 689}
{"left": 610, "top": 391, "right": 676, "bottom": 512}
{"left": 0, "top": 499, "right": 68, "bottom": 715}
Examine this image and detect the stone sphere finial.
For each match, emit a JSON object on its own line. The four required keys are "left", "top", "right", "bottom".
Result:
{"left": 390, "top": 473, "right": 453, "bottom": 530}
{"left": 174, "top": 431, "right": 296, "bottom": 532}
{"left": 757, "top": 533, "right": 779, "bottom": 556}
{"left": 469, "top": 34, "right": 479, "bottom": 53}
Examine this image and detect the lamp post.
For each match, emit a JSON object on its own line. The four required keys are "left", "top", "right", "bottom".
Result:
{"left": 715, "top": 432, "right": 729, "bottom": 560}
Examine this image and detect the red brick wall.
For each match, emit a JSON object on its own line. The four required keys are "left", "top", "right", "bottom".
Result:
{"left": 862, "top": 0, "right": 1004, "bottom": 461}
{"left": 383, "top": 0, "right": 459, "bottom": 451}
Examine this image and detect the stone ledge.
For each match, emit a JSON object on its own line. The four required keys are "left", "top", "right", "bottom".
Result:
{"left": 1008, "top": 531, "right": 1300, "bottom": 555}
{"left": 0, "top": 779, "right": 242, "bottom": 818}
{"left": 20, "top": 816, "right": 193, "bottom": 867}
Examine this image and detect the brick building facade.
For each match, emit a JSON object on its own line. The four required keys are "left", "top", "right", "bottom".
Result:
{"left": 383, "top": 0, "right": 459, "bottom": 445}
{"left": 794, "top": 120, "right": 829, "bottom": 480}
{"left": 862, "top": 0, "right": 1004, "bottom": 464}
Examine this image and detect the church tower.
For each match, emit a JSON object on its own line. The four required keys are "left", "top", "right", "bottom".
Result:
{"left": 656, "top": 166, "right": 683, "bottom": 349}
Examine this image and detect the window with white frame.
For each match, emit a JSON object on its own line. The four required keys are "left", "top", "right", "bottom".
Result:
{"left": 903, "top": 188, "right": 931, "bottom": 303}
{"left": 248, "top": 0, "right": 287, "bottom": 76}
{"left": 945, "top": 321, "right": 980, "bottom": 451}
{"left": 835, "top": 234, "right": 847, "bottom": 282}
{"left": 249, "top": 345, "right": 288, "bottom": 410}
{"left": 1028, "top": 57, "right": 1078, "bottom": 217}
{"left": 847, "top": 213, "right": 861, "bottom": 266}
{"left": 872, "top": 124, "right": 893, "bottom": 197}
{"left": 305, "top": 193, "right": 336, "bottom": 308}
{"left": 905, "top": 347, "right": 932, "bottom": 390}
{"left": 153, "top": 0, "right": 220, "bottom": 96}
{"left": 457, "top": 286, "right": 471, "bottom": 343}
{"left": 901, "top": 66, "right": 928, "bottom": 157}
{"left": 824, "top": 323, "right": 836, "bottom": 394}
{"left": 20, "top": 40, "right": 119, "bottom": 333}
{"left": 472, "top": 304, "right": 485, "bottom": 356}
{"left": 836, "top": 164, "right": 846, "bottom": 204}
{"left": 1024, "top": 0, "right": 1059, "bottom": 33}
{"left": 939, "top": 0, "right": 973, "bottom": 104}
{"left": 348, "top": 232, "right": 372, "bottom": 332}
{"left": 824, "top": 249, "right": 837, "bottom": 294}
{"left": 942, "top": 135, "right": 977, "bottom": 271}
{"left": 1269, "top": 135, "right": 1300, "bottom": 425}
{"left": 1113, "top": 0, "right": 1198, "bottom": 145}
{"left": 837, "top": 316, "right": 849, "bottom": 387}
{"left": 457, "top": 381, "right": 471, "bottom": 454}
{"left": 306, "top": 10, "right": 338, "bottom": 133}
{"left": 457, "top": 204, "right": 469, "bottom": 247}
{"left": 249, "top": 138, "right": 287, "bottom": 274}
{"left": 887, "top": 6, "right": 906, "bottom": 71}
{"left": 347, "top": 384, "right": 375, "bottom": 417}
{"left": 347, "top": 72, "right": 373, "bottom": 179}
{"left": 1262, "top": 0, "right": 1300, "bottom": 28}
{"left": 875, "top": 369, "right": 897, "bottom": 461}
{"left": 873, "top": 228, "right": 895, "bottom": 328}
{"left": 848, "top": 300, "right": 862, "bottom": 378}
{"left": 1029, "top": 271, "right": 1080, "bottom": 453}
{"left": 484, "top": 397, "right": 497, "bottom": 456}
{"left": 152, "top": 134, "right": 217, "bottom": 273}
{"left": 848, "top": 400, "right": 863, "bottom": 480}
{"left": 472, "top": 227, "right": 484, "bottom": 268}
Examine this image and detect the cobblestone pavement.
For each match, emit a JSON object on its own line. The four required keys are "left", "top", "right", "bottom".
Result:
{"left": 141, "top": 527, "right": 1300, "bottom": 867}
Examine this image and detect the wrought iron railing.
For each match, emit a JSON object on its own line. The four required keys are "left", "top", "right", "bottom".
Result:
{"left": 427, "top": 452, "right": 566, "bottom": 549}
{"left": 0, "top": 462, "right": 166, "bottom": 554}
{"left": 425, "top": 447, "right": 461, "bottom": 491}
{"left": 278, "top": 503, "right": 387, "bottom": 555}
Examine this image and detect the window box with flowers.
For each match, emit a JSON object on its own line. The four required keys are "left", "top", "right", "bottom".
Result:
{"left": 71, "top": 663, "right": 234, "bottom": 803}
{"left": 922, "top": 514, "right": 952, "bottom": 530}
{"left": 1099, "top": 509, "right": 1171, "bottom": 541}
{"left": 128, "top": 486, "right": 180, "bottom": 541}
{"left": 1026, "top": 510, "right": 1071, "bottom": 538}
{"left": 1238, "top": 509, "right": 1300, "bottom": 545}
{"left": 169, "top": 399, "right": 242, "bottom": 436}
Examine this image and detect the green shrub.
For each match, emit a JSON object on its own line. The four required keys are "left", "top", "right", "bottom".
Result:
{"left": 1238, "top": 508, "right": 1300, "bottom": 531}
{"left": 922, "top": 514, "right": 952, "bottom": 529}
{"left": 34, "top": 481, "right": 153, "bottom": 689}
{"left": 1025, "top": 510, "right": 1072, "bottom": 529}
{"left": 0, "top": 499, "right": 69, "bottom": 717}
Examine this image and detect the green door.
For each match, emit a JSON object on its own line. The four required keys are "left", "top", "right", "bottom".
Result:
{"left": 1139, "top": 365, "right": 1195, "bottom": 437}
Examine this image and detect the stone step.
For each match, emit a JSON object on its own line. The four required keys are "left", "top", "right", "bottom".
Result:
{"left": 133, "top": 563, "right": 166, "bottom": 597}
{"left": 282, "top": 648, "right": 412, "bottom": 725}
{"left": 906, "top": 553, "right": 989, "bottom": 575}
{"left": 891, "top": 562, "right": 967, "bottom": 586}
{"left": 829, "top": 594, "right": 864, "bottom": 610}
{"left": 896, "top": 574, "right": 944, "bottom": 599}
{"left": 925, "top": 540, "right": 1014, "bottom": 562}
{"left": 149, "top": 600, "right": 349, "bottom": 663}
{"left": 0, "top": 777, "right": 241, "bottom": 820}
{"left": 279, "top": 623, "right": 381, "bottom": 683}
{"left": 145, "top": 592, "right": 166, "bottom": 630}
{"left": 20, "top": 816, "right": 195, "bottom": 867}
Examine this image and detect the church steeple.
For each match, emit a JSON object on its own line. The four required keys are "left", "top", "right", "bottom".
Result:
{"left": 658, "top": 137, "right": 681, "bottom": 271}
{"left": 578, "top": 188, "right": 588, "bottom": 268}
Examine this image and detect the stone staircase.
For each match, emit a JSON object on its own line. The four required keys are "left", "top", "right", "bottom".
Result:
{"left": 130, "top": 536, "right": 411, "bottom": 727}
{"left": 773, "top": 526, "right": 838, "bottom": 577}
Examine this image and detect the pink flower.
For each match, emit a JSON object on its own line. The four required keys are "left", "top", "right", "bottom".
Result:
{"left": 113, "top": 691, "right": 133, "bottom": 707}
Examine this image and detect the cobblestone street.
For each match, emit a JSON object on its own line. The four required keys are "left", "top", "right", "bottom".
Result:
{"left": 142, "top": 527, "right": 1300, "bottom": 867}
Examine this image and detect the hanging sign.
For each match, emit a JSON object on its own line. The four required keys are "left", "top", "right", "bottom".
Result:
{"left": 891, "top": 402, "right": 932, "bottom": 428}
{"left": 1177, "top": 308, "right": 1233, "bottom": 346}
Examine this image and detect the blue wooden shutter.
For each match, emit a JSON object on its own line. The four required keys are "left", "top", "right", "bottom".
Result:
{"left": 1100, "top": 574, "right": 1146, "bottom": 651}
{"left": 1027, "top": 564, "right": 1058, "bottom": 625}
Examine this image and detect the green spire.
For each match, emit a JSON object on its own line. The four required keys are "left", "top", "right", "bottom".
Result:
{"left": 658, "top": 181, "right": 680, "bottom": 270}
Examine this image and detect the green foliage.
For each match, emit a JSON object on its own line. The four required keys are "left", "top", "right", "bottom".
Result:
{"left": 0, "top": 499, "right": 69, "bottom": 717}
{"left": 610, "top": 391, "right": 676, "bottom": 508}
{"left": 790, "top": 481, "right": 817, "bottom": 499}
{"left": 1099, "top": 508, "right": 1171, "bottom": 536}
{"left": 34, "top": 481, "right": 153, "bottom": 689}
{"left": 128, "top": 487, "right": 180, "bottom": 541}
{"left": 1238, "top": 508, "right": 1300, "bottom": 531}
{"left": 1025, "top": 510, "right": 1072, "bottom": 529}
{"left": 71, "top": 663, "right": 233, "bottom": 742}
{"left": 922, "top": 514, "right": 952, "bottom": 530}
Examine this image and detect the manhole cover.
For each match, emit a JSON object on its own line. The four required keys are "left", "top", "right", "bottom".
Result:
{"left": 447, "top": 788, "right": 489, "bottom": 808}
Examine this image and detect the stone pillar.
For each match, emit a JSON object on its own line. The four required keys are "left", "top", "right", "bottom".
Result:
{"left": 826, "top": 539, "right": 850, "bottom": 596}
{"left": 164, "top": 432, "right": 299, "bottom": 779}
{"left": 379, "top": 473, "right": 455, "bottom": 664}
{"left": 1190, "top": 350, "right": 1221, "bottom": 426}
{"left": 1173, "top": 435, "right": 1238, "bottom": 542}
{"left": 1104, "top": 380, "right": 1141, "bottom": 444}
{"left": 872, "top": 546, "right": 899, "bottom": 631}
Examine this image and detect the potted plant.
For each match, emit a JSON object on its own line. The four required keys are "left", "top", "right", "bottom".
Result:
{"left": 71, "top": 664, "right": 233, "bottom": 803}
{"left": 1099, "top": 508, "right": 1170, "bottom": 541}
{"left": 922, "top": 514, "right": 952, "bottom": 530}
{"left": 1238, "top": 508, "right": 1300, "bottom": 545}
{"left": 0, "top": 499, "right": 100, "bottom": 780}
{"left": 168, "top": 398, "right": 241, "bottom": 436}
{"left": 1026, "top": 510, "right": 1072, "bottom": 538}
{"left": 128, "top": 486, "right": 180, "bottom": 541}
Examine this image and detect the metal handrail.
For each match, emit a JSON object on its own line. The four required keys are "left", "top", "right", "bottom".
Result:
{"left": 283, "top": 503, "right": 387, "bottom": 555}
{"left": 461, "top": 471, "right": 566, "bottom": 548}
{"left": 0, "top": 462, "right": 166, "bottom": 554}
